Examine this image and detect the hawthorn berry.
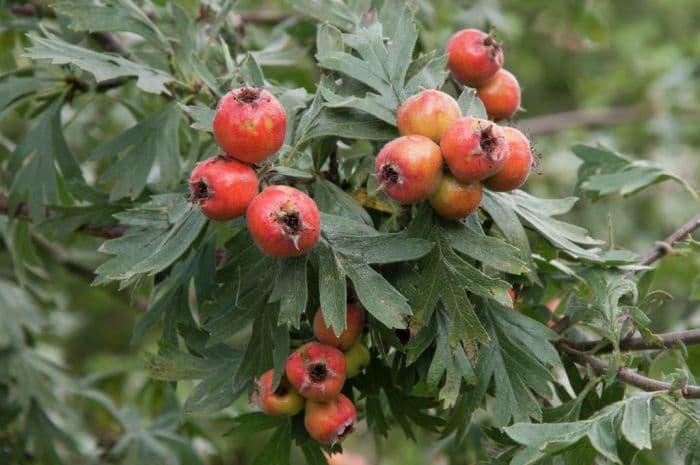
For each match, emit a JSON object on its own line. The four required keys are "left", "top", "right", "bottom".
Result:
{"left": 429, "top": 173, "right": 483, "bottom": 219}
{"left": 396, "top": 89, "right": 462, "bottom": 143}
{"left": 375, "top": 135, "right": 443, "bottom": 203}
{"left": 212, "top": 87, "right": 287, "bottom": 163}
{"left": 313, "top": 303, "right": 364, "bottom": 350}
{"left": 440, "top": 117, "right": 509, "bottom": 182}
{"left": 304, "top": 394, "right": 356, "bottom": 444}
{"left": 285, "top": 342, "right": 346, "bottom": 402}
{"left": 251, "top": 369, "right": 304, "bottom": 416}
{"left": 446, "top": 29, "right": 504, "bottom": 87}
{"left": 477, "top": 69, "right": 522, "bottom": 121}
{"left": 246, "top": 186, "right": 320, "bottom": 258}
{"left": 344, "top": 342, "right": 370, "bottom": 379}
{"left": 484, "top": 126, "right": 533, "bottom": 191}
{"left": 189, "top": 155, "right": 258, "bottom": 221}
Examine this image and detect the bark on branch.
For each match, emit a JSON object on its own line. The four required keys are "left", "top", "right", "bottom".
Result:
{"left": 557, "top": 342, "right": 700, "bottom": 398}
{"left": 562, "top": 328, "right": 700, "bottom": 353}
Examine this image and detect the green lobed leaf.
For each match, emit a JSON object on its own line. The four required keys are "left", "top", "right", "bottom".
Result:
{"left": 269, "top": 256, "right": 309, "bottom": 328}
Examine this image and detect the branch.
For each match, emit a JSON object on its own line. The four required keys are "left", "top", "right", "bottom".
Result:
{"left": 553, "top": 212, "right": 700, "bottom": 334}
{"left": 563, "top": 328, "right": 700, "bottom": 353}
{"left": 0, "top": 193, "right": 129, "bottom": 239}
{"left": 518, "top": 104, "right": 651, "bottom": 135}
{"left": 557, "top": 342, "right": 700, "bottom": 398}
{"left": 639, "top": 213, "right": 700, "bottom": 266}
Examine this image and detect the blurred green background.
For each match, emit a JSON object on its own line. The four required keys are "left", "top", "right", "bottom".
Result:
{"left": 1, "top": 0, "right": 699, "bottom": 463}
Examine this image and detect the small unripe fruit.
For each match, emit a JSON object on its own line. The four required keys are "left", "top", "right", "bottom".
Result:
{"left": 396, "top": 89, "right": 461, "bottom": 143}
{"left": 313, "top": 303, "right": 364, "bottom": 350}
{"left": 246, "top": 186, "right": 320, "bottom": 258}
{"left": 429, "top": 173, "right": 483, "bottom": 219}
{"left": 484, "top": 127, "right": 533, "bottom": 191}
{"left": 305, "top": 394, "right": 356, "bottom": 444}
{"left": 251, "top": 370, "right": 304, "bottom": 416}
{"left": 212, "top": 87, "right": 287, "bottom": 163}
{"left": 375, "top": 135, "right": 443, "bottom": 203}
{"left": 189, "top": 155, "right": 258, "bottom": 221}
{"left": 285, "top": 342, "right": 346, "bottom": 402}
{"left": 343, "top": 342, "right": 370, "bottom": 379}
{"left": 476, "top": 69, "right": 521, "bottom": 121}
{"left": 446, "top": 29, "right": 504, "bottom": 87}
{"left": 440, "top": 117, "right": 509, "bottom": 182}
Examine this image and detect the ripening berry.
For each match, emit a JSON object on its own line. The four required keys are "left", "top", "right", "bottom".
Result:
{"left": 251, "top": 370, "right": 304, "bottom": 416}
{"left": 375, "top": 135, "right": 443, "bottom": 203}
{"left": 440, "top": 117, "right": 509, "bottom": 182}
{"left": 189, "top": 155, "right": 258, "bottom": 221}
{"left": 313, "top": 303, "right": 364, "bottom": 350}
{"left": 483, "top": 127, "right": 533, "bottom": 191}
{"left": 212, "top": 87, "right": 287, "bottom": 163}
{"left": 305, "top": 394, "right": 356, "bottom": 444}
{"left": 476, "top": 69, "right": 521, "bottom": 121}
{"left": 343, "top": 342, "right": 371, "bottom": 379}
{"left": 429, "top": 173, "right": 483, "bottom": 219}
{"left": 446, "top": 29, "right": 504, "bottom": 87}
{"left": 396, "top": 89, "right": 462, "bottom": 143}
{"left": 285, "top": 342, "right": 346, "bottom": 402}
{"left": 246, "top": 186, "right": 320, "bottom": 258}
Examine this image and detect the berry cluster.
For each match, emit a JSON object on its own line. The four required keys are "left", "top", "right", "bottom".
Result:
{"left": 375, "top": 29, "right": 533, "bottom": 219}
{"left": 189, "top": 87, "right": 321, "bottom": 258}
{"left": 252, "top": 305, "right": 369, "bottom": 445}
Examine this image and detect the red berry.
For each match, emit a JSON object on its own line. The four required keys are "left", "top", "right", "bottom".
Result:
{"left": 375, "top": 135, "right": 443, "bottom": 203}
{"left": 285, "top": 342, "right": 346, "bottom": 402}
{"left": 246, "top": 186, "right": 320, "bottom": 258}
{"left": 343, "top": 342, "right": 370, "bottom": 379}
{"left": 313, "top": 303, "right": 364, "bottom": 351}
{"left": 484, "top": 127, "right": 533, "bottom": 191}
{"left": 396, "top": 89, "right": 462, "bottom": 143}
{"left": 446, "top": 29, "right": 504, "bottom": 87}
{"left": 477, "top": 69, "right": 521, "bottom": 121}
{"left": 429, "top": 173, "right": 483, "bottom": 219}
{"left": 440, "top": 117, "right": 509, "bottom": 182}
{"left": 305, "top": 394, "right": 356, "bottom": 444}
{"left": 212, "top": 87, "right": 287, "bottom": 163}
{"left": 251, "top": 370, "right": 304, "bottom": 416}
{"left": 189, "top": 155, "right": 258, "bottom": 221}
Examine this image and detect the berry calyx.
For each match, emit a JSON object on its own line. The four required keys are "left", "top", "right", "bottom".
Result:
{"left": 246, "top": 186, "right": 320, "bottom": 258}
{"left": 396, "top": 89, "right": 462, "bottom": 143}
{"left": 375, "top": 135, "right": 443, "bottom": 203}
{"left": 251, "top": 369, "right": 304, "bottom": 416}
{"left": 429, "top": 173, "right": 483, "bottom": 219}
{"left": 343, "top": 342, "right": 370, "bottom": 379}
{"left": 476, "top": 69, "right": 522, "bottom": 121}
{"left": 304, "top": 394, "right": 357, "bottom": 444}
{"left": 313, "top": 303, "right": 364, "bottom": 350}
{"left": 440, "top": 117, "right": 509, "bottom": 182}
{"left": 446, "top": 29, "right": 504, "bottom": 87}
{"left": 212, "top": 87, "right": 287, "bottom": 163}
{"left": 483, "top": 127, "right": 533, "bottom": 191}
{"left": 188, "top": 155, "right": 258, "bottom": 221}
{"left": 285, "top": 342, "right": 346, "bottom": 402}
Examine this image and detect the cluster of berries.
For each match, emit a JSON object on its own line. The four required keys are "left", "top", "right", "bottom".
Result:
{"left": 375, "top": 29, "right": 533, "bottom": 219}
{"left": 252, "top": 304, "right": 370, "bottom": 445}
{"left": 189, "top": 87, "right": 321, "bottom": 258}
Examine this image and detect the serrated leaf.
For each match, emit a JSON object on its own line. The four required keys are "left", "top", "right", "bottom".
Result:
{"left": 54, "top": 0, "right": 165, "bottom": 46}
{"left": 621, "top": 396, "right": 651, "bottom": 449}
{"left": 252, "top": 421, "right": 292, "bottom": 465}
{"left": 8, "top": 98, "right": 84, "bottom": 222}
{"left": 316, "top": 244, "right": 347, "bottom": 335}
{"left": 457, "top": 88, "right": 487, "bottom": 119}
{"left": 94, "top": 194, "right": 207, "bottom": 287}
{"left": 572, "top": 144, "right": 697, "bottom": 200}
{"left": 26, "top": 31, "right": 173, "bottom": 95}
{"left": 269, "top": 256, "right": 309, "bottom": 328}
{"left": 91, "top": 104, "right": 181, "bottom": 201}
{"left": 224, "top": 413, "right": 286, "bottom": 435}
{"left": 313, "top": 178, "right": 373, "bottom": 225}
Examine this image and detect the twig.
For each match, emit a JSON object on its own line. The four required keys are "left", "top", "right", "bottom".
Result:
{"left": 518, "top": 104, "right": 651, "bottom": 135}
{"left": 0, "top": 193, "right": 129, "bottom": 239}
{"left": 563, "top": 328, "right": 700, "bottom": 353}
{"left": 554, "top": 212, "right": 700, "bottom": 334}
{"left": 557, "top": 342, "right": 700, "bottom": 398}
{"left": 638, "top": 213, "right": 700, "bottom": 266}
